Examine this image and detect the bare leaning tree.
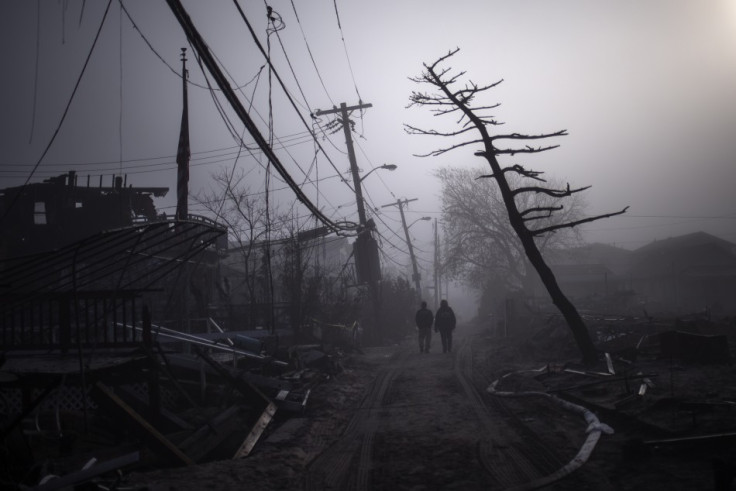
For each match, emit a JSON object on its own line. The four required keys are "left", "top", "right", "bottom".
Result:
{"left": 406, "top": 49, "right": 628, "bottom": 365}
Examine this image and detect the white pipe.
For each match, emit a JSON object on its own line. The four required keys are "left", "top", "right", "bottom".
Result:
{"left": 487, "top": 370, "right": 614, "bottom": 490}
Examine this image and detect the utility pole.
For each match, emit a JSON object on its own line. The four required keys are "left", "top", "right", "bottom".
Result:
{"left": 175, "top": 47, "right": 190, "bottom": 352}
{"left": 175, "top": 48, "right": 190, "bottom": 221}
{"left": 314, "top": 102, "right": 384, "bottom": 342}
{"left": 381, "top": 198, "right": 421, "bottom": 299}
{"left": 314, "top": 102, "right": 372, "bottom": 229}
{"left": 433, "top": 218, "right": 440, "bottom": 309}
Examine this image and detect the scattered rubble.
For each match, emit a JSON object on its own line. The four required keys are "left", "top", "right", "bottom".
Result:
{"left": 489, "top": 309, "right": 736, "bottom": 488}
{"left": 0, "top": 320, "right": 355, "bottom": 490}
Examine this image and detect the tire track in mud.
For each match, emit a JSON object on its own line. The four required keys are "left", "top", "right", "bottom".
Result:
{"left": 306, "top": 327, "right": 569, "bottom": 490}
{"left": 304, "top": 350, "right": 406, "bottom": 491}
{"left": 454, "top": 329, "right": 566, "bottom": 489}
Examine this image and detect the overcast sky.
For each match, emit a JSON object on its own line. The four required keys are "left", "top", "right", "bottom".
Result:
{"left": 2, "top": 0, "right": 736, "bottom": 284}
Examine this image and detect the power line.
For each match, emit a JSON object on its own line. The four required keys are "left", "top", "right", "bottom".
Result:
{"left": 288, "top": 0, "right": 334, "bottom": 106}
{"left": 166, "top": 0, "right": 341, "bottom": 232}
{"left": 119, "top": 0, "right": 264, "bottom": 92}
{"left": 187, "top": 4, "right": 348, "bottom": 217}
{"left": 0, "top": 130, "right": 317, "bottom": 169}
{"left": 0, "top": 0, "right": 114, "bottom": 225}
{"left": 0, "top": 135, "right": 320, "bottom": 179}
{"left": 331, "top": 0, "right": 362, "bottom": 103}
{"left": 228, "top": 0, "right": 357, "bottom": 197}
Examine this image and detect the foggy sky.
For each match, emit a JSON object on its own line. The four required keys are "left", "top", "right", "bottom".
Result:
{"left": 2, "top": 0, "right": 736, "bottom": 285}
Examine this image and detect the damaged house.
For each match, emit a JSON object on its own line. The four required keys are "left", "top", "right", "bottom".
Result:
{"left": 0, "top": 172, "right": 318, "bottom": 489}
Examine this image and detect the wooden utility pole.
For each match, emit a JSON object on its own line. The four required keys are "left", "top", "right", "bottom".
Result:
{"left": 433, "top": 219, "right": 440, "bottom": 309}
{"left": 175, "top": 47, "right": 190, "bottom": 355}
{"left": 175, "top": 48, "right": 190, "bottom": 222}
{"left": 381, "top": 198, "right": 421, "bottom": 299}
{"left": 313, "top": 102, "right": 384, "bottom": 342}
{"left": 314, "top": 102, "right": 372, "bottom": 229}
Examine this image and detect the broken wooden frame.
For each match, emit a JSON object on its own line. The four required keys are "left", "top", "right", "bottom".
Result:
{"left": 0, "top": 217, "right": 226, "bottom": 352}
{"left": 193, "top": 347, "right": 278, "bottom": 458}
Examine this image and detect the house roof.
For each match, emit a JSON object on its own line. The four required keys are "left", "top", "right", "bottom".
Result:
{"left": 628, "top": 231, "right": 736, "bottom": 277}
{"left": 633, "top": 231, "right": 736, "bottom": 255}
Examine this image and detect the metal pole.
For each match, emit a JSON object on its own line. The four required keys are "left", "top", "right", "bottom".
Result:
{"left": 382, "top": 198, "right": 421, "bottom": 299}
{"left": 341, "top": 104, "right": 367, "bottom": 228}
{"left": 434, "top": 219, "right": 439, "bottom": 309}
{"left": 400, "top": 204, "right": 422, "bottom": 299}
{"left": 314, "top": 102, "right": 381, "bottom": 341}
{"left": 176, "top": 48, "right": 189, "bottom": 222}
{"left": 315, "top": 102, "right": 372, "bottom": 229}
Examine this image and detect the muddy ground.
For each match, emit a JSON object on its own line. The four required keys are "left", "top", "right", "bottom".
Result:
{"left": 119, "top": 319, "right": 736, "bottom": 490}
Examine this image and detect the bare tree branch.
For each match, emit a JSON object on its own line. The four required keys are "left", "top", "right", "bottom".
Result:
{"left": 412, "top": 139, "right": 484, "bottom": 157}
{"left": 530, "top": 206, "right": 630, "bottom": 236}
{"left": 476, "top": 164, "right": 546, "bottom": 182}
{"left": 464, "top": 104, "right": 501, "bottom": 112}
{"left": 491, "top": 130, "right": 568, "bottom": 141}
{"left": 455, "top": 82, "right": 503, "bottom": 97}
{"left": 407, "top": 48, "right": 629, "bottom": 365}
{"left": 512, "top": 183, "right": 591, "bottom": 198}
{"left": 520, "top": 205, "right": 564, "bottom": 218}
{"left": 404, "top": 124, "right": 479, "bottom": 138}
{"left": 484, "top": 144, "right": 562, "bottom": 156}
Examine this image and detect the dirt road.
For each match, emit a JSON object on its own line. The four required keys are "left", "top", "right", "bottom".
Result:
{"left": 304, "top": 322, "right": 614, "bottom": 490}
{"left": 123, "top": 322, "right": 613, "bottom": 490}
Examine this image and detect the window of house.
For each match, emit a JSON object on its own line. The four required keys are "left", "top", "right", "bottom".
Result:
{"left": 34, "top": 201, "right": 47, "bottom": 225}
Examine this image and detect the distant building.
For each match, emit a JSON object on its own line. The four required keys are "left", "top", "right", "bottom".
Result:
{"left": 524, "top": 243, "right": 633, "bottom": 312}
{"left": 628, "top": 232, "right": 736, "bottom": 315}
{"left": 529, "top": 233, "right": 736, "bottom": 316}
{"left": 0, "top": 171, "right": 168, "bottom": 259}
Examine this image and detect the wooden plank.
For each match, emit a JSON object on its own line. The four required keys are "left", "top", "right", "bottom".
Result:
{"left": 233, "top": 402, "right": 277, "bottom": 459}
{"left": 193, "top": 349, "right": 278, "bottom": 458}
{"left": 605, "top": 352, "right": 615, "bottom": 375}
{"left": 92, "top": 382, "right": 193, "bottom": 466}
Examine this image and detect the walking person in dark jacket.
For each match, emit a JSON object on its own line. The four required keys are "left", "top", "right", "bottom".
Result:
{"left": 415, "top": 301, "right": 434, "bottom": 353}
{"left": 434, "top": 299, "right": 456, "bottom": 353}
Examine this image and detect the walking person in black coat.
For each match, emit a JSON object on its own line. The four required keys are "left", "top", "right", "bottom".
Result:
{"left": 415, "top": 301, "right": 434, "bottom": 353}
{"left": 434, "top": 299, "right": 456, "bottom": 353}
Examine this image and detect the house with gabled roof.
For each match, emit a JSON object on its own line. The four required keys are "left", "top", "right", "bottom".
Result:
{"left": 628, "top": 231, "right": 736, "bottom": 315}
{"left": 522, "top": 243, "right": 633, "bottom": 310}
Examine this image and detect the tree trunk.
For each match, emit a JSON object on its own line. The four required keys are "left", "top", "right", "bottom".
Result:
{"left": 521, "top": 239, "right": 598, "bottom": 365}
{"left": 408, "top": 52, "right": 605, "bottom": 366}
{"left": 481, "top": 138, "right": 599, "bottom": 365}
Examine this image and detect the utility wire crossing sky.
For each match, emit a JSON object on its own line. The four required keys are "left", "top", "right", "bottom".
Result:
{"left": 2, "top": 0, "right": 736, "bottom": 266}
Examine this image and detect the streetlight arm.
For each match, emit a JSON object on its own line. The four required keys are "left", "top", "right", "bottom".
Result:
{"left": 408, "top": 216, "right": 432, "bottom": 229}
{"left": 358, "top": 164, "right": 397, "bottom": 183}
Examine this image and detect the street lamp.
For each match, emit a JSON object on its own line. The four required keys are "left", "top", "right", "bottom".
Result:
{"left": 408, "top": 216, "right": 431, "bottom": 230}
{"left": 358, "top": 163, "right": 397, "bottom": 184}
{"left": 353, "top": 164, "right": 397, "bottom": 228}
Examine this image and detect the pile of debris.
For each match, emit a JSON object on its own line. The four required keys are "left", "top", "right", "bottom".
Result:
{"left": 0, "top": 326, "right": 348, "bottom": 490}
{"left": 495, "top": 310, "right": 736, "bottom": 457}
